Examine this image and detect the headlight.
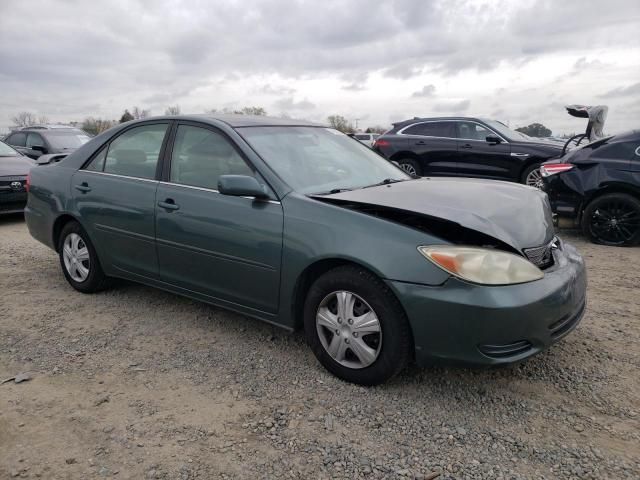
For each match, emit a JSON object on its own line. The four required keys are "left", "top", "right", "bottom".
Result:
{"left": 418, "top": 246, "right": 544, "bottom": 285}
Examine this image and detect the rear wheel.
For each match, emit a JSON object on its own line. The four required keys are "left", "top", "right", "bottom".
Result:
{"left": 522, "top": 163, "right": 543, "bottom": 188}
{"left": 581, "top": 193, "right": 640, "bottom": 246}
{"left": 58, "top": 221, "right": 110, "bottom": 292}
{"left": 397, "top": 158, "right": 421, "bottom": 176}
{"left": 303, "top": 265, "right": 412, "bottom": 385}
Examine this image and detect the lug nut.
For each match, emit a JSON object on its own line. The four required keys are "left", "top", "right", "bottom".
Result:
{"left": 345, "top": 338, "right": 350, "bottom": 344}
{"left": 337, "top": 317, "right": 342, "bottom": 324}
{"left": 348, "top": 318, "right": 353, "bottom": 325}
{"left": 353, "top": 332, "right": 358, "bottom": 337}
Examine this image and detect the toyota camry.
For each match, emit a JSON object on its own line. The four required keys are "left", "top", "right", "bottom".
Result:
{"left": 25, "top": 115, "right": 587, "bottom": 385}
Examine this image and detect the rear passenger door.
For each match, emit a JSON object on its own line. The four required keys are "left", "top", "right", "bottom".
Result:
{"left": 400, "top": 121, "right": 457, "bottom": 176}
{"left": 155, "top": 122, "right": 283, "bottom": 314}
{"left": 72, "top": 122, "right": 170, "bottom": 279}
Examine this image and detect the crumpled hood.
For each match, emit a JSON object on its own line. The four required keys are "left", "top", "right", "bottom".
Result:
{"left": 0, "top": 156, "right": 34, "bottom": 177}
{"left": 315, "top": 178, "right": 555, "bottom": 251}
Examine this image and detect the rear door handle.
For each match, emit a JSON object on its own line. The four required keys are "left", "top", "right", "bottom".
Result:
{"left": 75, "top": 183, "right": 91, "bottom": 193}
{"left": 415, "top": 140, "right": 427, "bottom": 145}
{"left": 158, "top": 199, "right": 180, "bottom": 211}
{"left": 460, "top": 143, "right": 473, "bottom": 149}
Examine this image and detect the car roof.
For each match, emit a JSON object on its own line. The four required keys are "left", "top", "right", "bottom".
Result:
{"left": 391, "top": 116, "right": 486, "bottom": 127}
{"left": 141, "top": 114, "right": 324, "bottom": 128}
{"left": 610, "top": 129, "right": 640, "bottom": 142}
{"left": 17, "top": 128, "right": 85, "bottom": 135}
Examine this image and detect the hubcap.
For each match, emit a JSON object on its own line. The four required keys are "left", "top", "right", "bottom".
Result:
{"left": 400, "top": 163, "right": 417, "bottom": 176}
{"left": 526, "top": 168, "right": 544, "bottom": 189}
{"left": 315, "top": 290, "right": 382, "bottom": 369}
{"left": 590, "top": 200, "right": 640, "bottom": 245}
{"left": 62, "top": 233, "right": 90, "bottom": 282}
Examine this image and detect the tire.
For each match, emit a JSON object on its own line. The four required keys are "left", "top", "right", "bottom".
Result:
{"left": 58, "top": 221, "right": 110, "bottom": 293}
{"left": 521, "top": 163, "right": 543, "bottom": 188}
{"left": 581, "top": 193, "right": 640, "bottom": 246}
{"left": 397, "top": 158, "right": 421, "bottom": 177}
{"left": 303, "top": 265, "right": 412, "bottom": 386}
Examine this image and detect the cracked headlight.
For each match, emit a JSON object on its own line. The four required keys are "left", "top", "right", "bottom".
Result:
{"left": 418, "top": 246, "right": 544, "bottom": 285}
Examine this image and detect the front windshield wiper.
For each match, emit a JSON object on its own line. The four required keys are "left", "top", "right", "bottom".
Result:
{"left": 362, "top": 178, "right": 406, "bottom": 189}
{"left": 312, "top": 187, "right": 354, "bottom": 196}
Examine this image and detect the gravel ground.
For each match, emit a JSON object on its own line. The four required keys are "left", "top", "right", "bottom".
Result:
{"left": 1, "top": 213, "right": 639, "bottom": 479}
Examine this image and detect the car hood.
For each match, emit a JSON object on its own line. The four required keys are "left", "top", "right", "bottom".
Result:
{"left": 313, "top": 178, "right": 555, "bottom": 251}
{"left": 0, "top": 156, "right": 33, "bottom": 176}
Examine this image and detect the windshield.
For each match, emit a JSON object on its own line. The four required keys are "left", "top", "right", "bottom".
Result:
{"left": 0, "top": 141, "right": 20, "bottom": 157}
{"left": 47, "top": 132, "right": 91, "bottom": 149}
{"left": 238, "top": 126, "right": 409, "bottom": 194}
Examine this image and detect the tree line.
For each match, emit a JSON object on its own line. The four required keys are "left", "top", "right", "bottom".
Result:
{"left": 9, "top": 107, "right": 388, "bottom": 137}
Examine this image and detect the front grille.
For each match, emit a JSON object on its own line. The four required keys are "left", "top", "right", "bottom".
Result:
{"left": 523, "top": 238, "right": 557, "bottom": 269}
{"left": 548, "top": 301, "right": 586, "bottom": 340}
{"left": 478, "top": 340, "right": 533, "bottom": 359}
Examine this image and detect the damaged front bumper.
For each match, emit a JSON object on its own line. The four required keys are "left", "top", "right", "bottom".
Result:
{"left": 387, "top": 241, "right": 587, "bottom": 366}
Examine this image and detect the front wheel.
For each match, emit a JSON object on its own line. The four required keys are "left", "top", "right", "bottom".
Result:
{"left": 303, "top": 265, "right": 412, "bottom": 385}
{"left": 581, "top": 193, "right": 640, "bottom": 246}
{"left": 58, "top": 221, "right": 110, "bottom": 293}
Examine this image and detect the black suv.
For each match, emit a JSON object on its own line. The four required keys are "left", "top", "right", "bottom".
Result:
{"left": 542, "top": 130, "right": 640, "bottom": 246}
{"left": 374, "top": 117, "right": 563, "bottom": 186}
{"left": 4, "top": 127, "right": 91, "bottom": 160}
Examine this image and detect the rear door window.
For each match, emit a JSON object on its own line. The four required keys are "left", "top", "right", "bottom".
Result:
{"left": 103, "top": 124, "right": 168, "bottom": 179}
{"left": 402, "top": 122, "right": 455, "bottom": 138}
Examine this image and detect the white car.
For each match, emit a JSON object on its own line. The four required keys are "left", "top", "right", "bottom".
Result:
{"left": 352, "top": 133, "right": 379, "bottom": 148}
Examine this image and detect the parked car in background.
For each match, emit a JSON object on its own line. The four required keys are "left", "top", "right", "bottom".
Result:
{"left": 542, "top": 129, "right": 640, "bottom": 246}
{"left": 373, "top": 117, "right": 563, "bottom": 186}
{"left": 351, "top": 133, "right": 379, "bottom": 148}
{"left": 4, "top": 127, "right": 91, "bottom": 160}
{"left": 0, "top": 141, "right": 34, "bottom": 215}
{"left": 25, "top": 115, "right": 586, "bottom": 385}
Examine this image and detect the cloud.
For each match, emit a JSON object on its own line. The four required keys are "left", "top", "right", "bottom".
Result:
{"left": 273, "top": 97, "right": 316, "bottom": 111}
{"left": 600, "top": 82, "right": 640, "bottom": 98}
{"left": 411, "top": 84, "right": 436, "bottom": 98}
{"left": 383, "top": 65, "right": 423, "bottom": 79}
{"left": 258, "top": 84, "right": 297, "bottom": 95}
{"left": 433, "top": 99, "right": 471, "bottom": 113}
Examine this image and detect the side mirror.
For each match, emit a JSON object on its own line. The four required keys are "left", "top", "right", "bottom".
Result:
{"left": 486, "top": 135, "right": 501, "bottom": 145}
{"left": 31, "top": 145, "right": 48, "bottom": 153}
{"left": 218, "top": 175, "right": 269, "bottom": 199}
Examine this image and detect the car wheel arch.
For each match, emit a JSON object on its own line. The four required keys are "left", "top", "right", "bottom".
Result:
{"left": 390, "top": 151, "right": 420, "bottom": 163}
{"left": 582, "top": 184, "right": 640, "bottom": 212}
{"left": 52, "top": 214, "right": 82, "bottom": 252}
{"left": 290, "top": 258, "right": 409, "bottom": 332}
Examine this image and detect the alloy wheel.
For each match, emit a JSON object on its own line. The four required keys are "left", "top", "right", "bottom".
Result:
{"left": 315, "top": 290, "right": 382, "bottom": 369}
{"left": 400, "top": 163, "right": 417, "bottom": 176}
{"left": 589, "top": 200, "right": 640, "bottom": 245}
{"left": 526, "top": 168, "right": 544, "bottom": 189}
{"left": 62, "top": 232, "right": 91, "bottom": 282}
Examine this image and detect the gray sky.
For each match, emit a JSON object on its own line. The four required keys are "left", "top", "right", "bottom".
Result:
{"left": 1, "top": 0, "right": 639, "bottom": 135}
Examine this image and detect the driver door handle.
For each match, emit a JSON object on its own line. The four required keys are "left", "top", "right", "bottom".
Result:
{"left": 460, "top": 143, "right": 473, "bottom": 149}
{"left": 75, "top": 182, "right": 91, "bottom": 193}
{"left": 158, "top": 199, "right": 180, "bottom": 211}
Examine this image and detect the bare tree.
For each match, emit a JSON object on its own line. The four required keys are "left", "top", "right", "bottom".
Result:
{"left": 82, "top": 117, "right": 115, "bottom": 136}
{"left": 37, "top": 115, "right": 50, "bottom": 125}
{"left": 237, "top": 106, "right": 267, "bottom": 116}
{"left": 165, "top": 105, "right": 181, "bottom": 115}
{"left": 365, "top": 125, "right": 387, "bottom": 134}
{"left": 131, "top": 106, "right": 151, "bottom": 120}
{"left": 11, "top": 111, "right": 37, "bottom": 127}
{"left": 327, "top": 115, "right": 355, "bottom": 134}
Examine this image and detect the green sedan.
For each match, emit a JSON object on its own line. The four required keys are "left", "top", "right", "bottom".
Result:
{"left": 25, "top": 115, "right": 587, "bottom": 385}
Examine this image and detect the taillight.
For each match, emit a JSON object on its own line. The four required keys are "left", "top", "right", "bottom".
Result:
{"left": 25, "top": 172, "right": 30, "bottom": 192}
{"left": 374, "top": 139, "right": 390, "bottom": 148}
{"left": 540, "top": 163, "right": 574, "bottom": 178}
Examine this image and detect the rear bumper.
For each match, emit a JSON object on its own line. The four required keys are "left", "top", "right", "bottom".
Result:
{"left": 388, "top": 241, "right": 587, "bottom": 366}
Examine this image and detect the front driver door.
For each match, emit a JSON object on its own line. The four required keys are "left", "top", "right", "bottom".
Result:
{"left": 455, "top": 121, "right": 512, "bottom": 179}
{"left": 155, "top": 123, "right": 283, "bottom": 315}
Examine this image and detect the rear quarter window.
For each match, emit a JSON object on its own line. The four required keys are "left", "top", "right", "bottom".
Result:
{"left": 591, "top": 141, "right": 639, "bottom": 160}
